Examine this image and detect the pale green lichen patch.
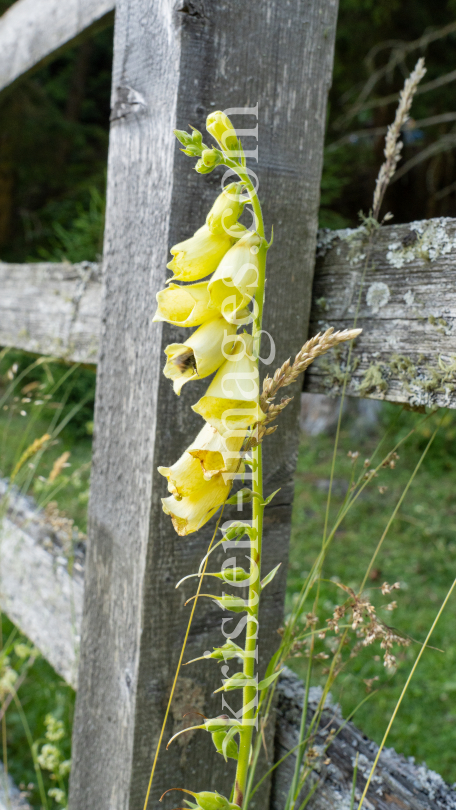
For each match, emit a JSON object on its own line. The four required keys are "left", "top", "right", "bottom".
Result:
{"left": 386, "top": 217, "right": 456, "bottom": 269}
{"left": 358, "top": 352, "right": 456, "bottom": 408}
{"left": 427, "top": 314, "right": 450, "bottom": 336}
{"left": 315, "top": 296, "right": 328, "bottom": 311}
{"left": 366, "top": 282, "right": 390, "bottom": 314}
{"left": 357, "top": 363, "right": 389, "bottom": 395}
{"left": 317, "top": 224, "right": 370, "bottom": 266}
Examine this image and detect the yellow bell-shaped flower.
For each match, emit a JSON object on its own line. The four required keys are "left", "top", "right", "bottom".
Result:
{"left": 206, "top": 110, "right": 240, "bottom": 155}
{"left": 192, "top": 333, "right": 265, "bottom": 436}
{"left": 208, "top": 232, "right": 263, "bottom": 320}
{"left": 167, "top": 224, "right": 232, "bottom": 283}
{"left": 163, "top": 314, "right": 237, "bottom": 395}
{"left": 158, "top": 423, "right": 245, "bottom": 499}
{"left": 162, "top": 474, "right": 232, "bottom": 536}
{"left": 188, "top": 423, "right": 246, "bottom": 481}
{"left": 206, "top": 182, "right": 245, "bottom": 236}
{"left": 153, "top": 281, "right": 213, "bottom": 328}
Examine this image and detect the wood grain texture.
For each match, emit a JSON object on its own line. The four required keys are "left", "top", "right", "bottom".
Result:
{"left": 0, "top": 482, "right": 84, "bottom": 688}
{"left": 305, "top": 217, "right": 456, "bottom": 409}
{"left": 0, "top": 0, "right": 114, "bottom": 98}
{"left": 272, "top": 670, "right": 456, "bottom": 810}
{"left": 69, "top": 1, "right": 338, "bottom": 808}
{"left": 0, "top": 261, "right": 101, "bottom": 363}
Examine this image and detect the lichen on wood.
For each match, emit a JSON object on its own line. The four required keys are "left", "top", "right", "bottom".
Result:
{"left": 306, "top": 217, "right": 456, "bottom": 410}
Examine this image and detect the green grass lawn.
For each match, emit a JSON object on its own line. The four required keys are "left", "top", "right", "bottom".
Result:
{"left": 287, "top": 404, "right": 456, "bottom": 782}
{"left": 1, "top": 357, "right": 456, "bottom": 798}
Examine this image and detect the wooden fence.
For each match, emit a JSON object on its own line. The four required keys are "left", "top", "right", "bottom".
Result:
{"left": 1, "top": 1, "right": 456, "bottom": 808}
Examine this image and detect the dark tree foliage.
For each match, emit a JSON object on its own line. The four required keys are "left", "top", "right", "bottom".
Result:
{"left": 0, "top": 8, "right": 112, "bottom": 262}
{"left": 1, "top": 1, "right": 456, "bottom": 254}
{"left": 323, "top": 0, "right": 456, "bottom": 227}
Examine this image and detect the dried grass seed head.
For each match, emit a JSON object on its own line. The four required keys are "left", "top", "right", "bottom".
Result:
{"left": 373, "top": 57, "right": 426, "bottom": 218}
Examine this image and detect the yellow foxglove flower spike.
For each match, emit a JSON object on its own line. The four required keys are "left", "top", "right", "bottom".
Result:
{"left": 153, "top": 281, "right": 213, "bottom": 328}
{"left": 208, "top": 232, "right": 264, "bottom": 320}
{"left": 192, "top": 333, "right": 265, "bottom": 436}
{"left": 167, "top": 224, "right": 233, "bottom": 283}
{"left": 158, "top": 423, "right": 245, "bottom": 499}
{"left": 163, "top": 314, "right": 237, "bottom": 395}
{"left": 206, "top": 182, "right": 245, "bottom": 236}
{"left": 162, "top": 474, "right": 231, "bottom": 536}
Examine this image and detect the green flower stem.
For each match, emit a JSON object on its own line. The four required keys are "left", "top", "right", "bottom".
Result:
{"left": 229, "top": 165, "right": 267, "bottom": 808}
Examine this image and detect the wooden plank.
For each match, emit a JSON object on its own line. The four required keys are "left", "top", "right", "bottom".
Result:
{"left": 68, "top": 1, "right": 339, "bottom": 809}
{"left": 273, "top": 669, "right": 456, "bottom": 810}
{"left": 0, "top": 261, "right": 101, "bottom": 363}
{"left": 0, "top": 0, "right": 115, "bottom": 98}
{"left": 0, "top": 481, "right": 83, "bottom": 689}
{"left": 305, "top": 217, "right": 456, "bottom": 409}
{"left": 3, "top": 216, "right": 456, "bottom": 413}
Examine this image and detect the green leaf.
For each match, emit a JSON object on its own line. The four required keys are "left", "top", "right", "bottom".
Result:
{"left": 258, "top": 669, "right": 284, "bottom": 691}
{"left": 260, "top": 563, "right": 282, "bottom": 591}
{"left": 264, "top": 649, "right": 281, "bottom": 681}
{"left": 262, "top": 488, "right": 281, "bottom": 506}
{"left": 222, "top": 726, "right": 240, "bottom": 761}
{"left": 211, "top": 730, "right": 238, "bottom": 761}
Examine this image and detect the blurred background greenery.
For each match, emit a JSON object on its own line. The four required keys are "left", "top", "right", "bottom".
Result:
{"left": 2, "top": 0, "right": 456, "bottom": 805}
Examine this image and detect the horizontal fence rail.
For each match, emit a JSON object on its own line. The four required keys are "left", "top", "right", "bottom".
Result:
{"left": 273, "top": 670, "right": 456, "bottom": 810}
{"left": 0, "top": 481, "right": 83, "bottom": 688}
{"left": 0, "top": 0, "right": 115, "bottom": 98}
{"left": 0, "top": 261, "right": 102, "bottom": 364}
{"left": 2, "top": 217, "right": 456, "bottom": 409}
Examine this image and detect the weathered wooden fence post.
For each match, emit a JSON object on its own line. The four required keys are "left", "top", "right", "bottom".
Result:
{"left": 68, "top": 1, "right": 338, "bottom": 807}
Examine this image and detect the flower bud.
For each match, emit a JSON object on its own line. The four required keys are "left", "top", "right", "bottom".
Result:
{"left": 205, "top": 640, "right": 244, "bottom": 660}
{"left": 195, "top": 148, "right": 223, "bottom": 174}
{"left": 203, "top": 717, "right": 234, "bottom": 733}
{"left": 208, "top": 232, "right": 264, "bottom": 319}
{"left": 206, "top": 111, "right": 240, "bottom": 155}
{"left": 167, "top": 224, "right": 233, "bottom": 283}
{"left": 192, "top": 334, "right": 265, "bottom": 436}
{"left": 163, "top": 314, "right": 237, "bottom": 395}
{"left": 194, "top": 791, "right": 232, "bottom": 810}
{"left": 206, "top": 183, "right": 245, "bottom": 236}
{"left": 153, "top": 282, "right": 213, "bottom": 328}
{"left": 214, "top": 671, "right": 256, "bottom": 692}
{"left": 217, "top": 566, "right": 250, "bottom": 583}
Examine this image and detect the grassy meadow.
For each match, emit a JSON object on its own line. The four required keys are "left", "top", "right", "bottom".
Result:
{"left": 1, "top": 351, "right": 456, "bottom": 805}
